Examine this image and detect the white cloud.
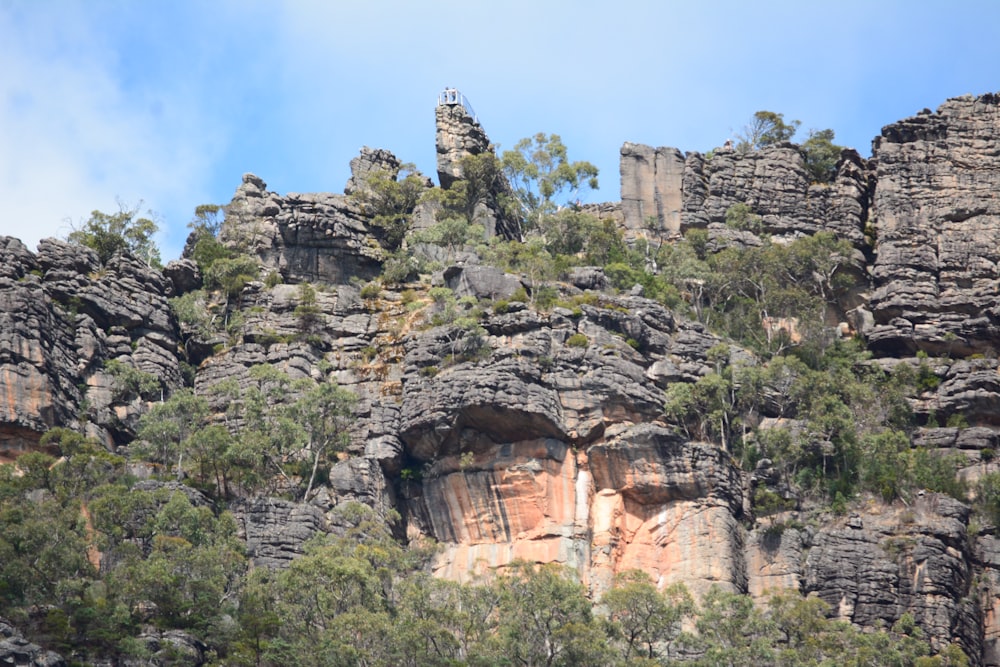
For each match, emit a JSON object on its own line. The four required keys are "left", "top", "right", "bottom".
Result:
{"left": 0, "top": 4, "right": 221, "bottom": 258}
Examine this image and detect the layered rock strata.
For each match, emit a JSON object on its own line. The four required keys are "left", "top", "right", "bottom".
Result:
{"left": 0, "top": 237, "right": 183, "bottom": 450}
{"left": 220, "top": 173, "right": 384, "bottom": 286}
{"left": 619, "top": 142, "right": 871, "bottom": 248}
{"left": 868, "top": 94, "right": 1000, "bottom": 356}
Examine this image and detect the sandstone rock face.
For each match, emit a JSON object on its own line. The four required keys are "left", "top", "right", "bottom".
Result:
{"left": 344, "top": 146, "right": 401, "bottom": 196}
{"left": 745, "top": 524, "right": 807, "bottom": 599}
{"left": 434, "top": 99, "right": 521, "bottom": 240}
{"left": 588, "top": 424, "right": 747, "bottom": 600}
{"left": 0, "top": 237, "right": 183, "bottom": 450}
{"left": 221, "top": 173, "right": 384, "bottom": 285}
{"left": 0, "top": 617, "right": 65, "bottom": 666}
{"left": 435, "top": 101, "right": 491, "bottom": 191}
{"left": 869, "top": 94, "right": 1000, "bottom": 356}
{"left": 621, "top": 142, "right": 870, "bottom": 248}
{"left": 620, "top": 143, "right": 685, "bottom": 238}
{"left": 394, "top": 292, "right": 749, "bottom": 597}
{"left": 233, "top": 497, "right": 328, "bottom": 568}
{"left": 9, "top": 91, "right": 1000, "bottom": 665}
{"left": 804, "top": 496, "right": 980, "bottom": 660}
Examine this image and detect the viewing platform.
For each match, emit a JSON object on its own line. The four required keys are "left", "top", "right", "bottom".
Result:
{"left": 438, "top": 87, "right": 477, "bottom": 123}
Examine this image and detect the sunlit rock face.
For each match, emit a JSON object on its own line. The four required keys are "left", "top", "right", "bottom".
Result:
{"left": 0, "top": 236, "right": 183, "bottom": 450}
{"left": 869, "top": 93, "right": 1000, "bottom": 357}
{"left": 220, "top": 173, "right": 385, "bottom": 286}
{"left": 410, "top": 422, "right": 749, "bottom": 601}
{"left": 394, "top": 293, "right": 750, "bottom": 598}
{"left": 620, "top": 140, "right": 870, "bottom": 249}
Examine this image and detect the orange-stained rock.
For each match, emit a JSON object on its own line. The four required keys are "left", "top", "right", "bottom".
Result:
{"left": 413, "top": 424, "right": 750, "bottom": 600}
{"left": 423, "top": 439, "right": 593, "bottom": 581}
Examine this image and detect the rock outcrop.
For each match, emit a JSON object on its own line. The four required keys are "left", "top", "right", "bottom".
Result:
{"left": 220, "top": 173, "right": 384, "bottom": 286}
{"left": 620, "top": 141, "right": 871, "bottom": 248}
{"left": 393, "top": 292, "right": 744, "bottom": 598}
{"left": 803, "top": 496, "right": 981, "bottom": 659}
{"left": 434, "top": 93, "right": 522, "bottom": 240}
{"left": 0, "top": 618, "right": 65, "bottom": 667}
{"left": 868, "top": 94, "right": 1000, "bottom": 356}
{"left": 620, "top": 143, "right": 686, "bottom": 238}
{"left": 8, "top": 90, "right": 1000, "bottom": 664}
{"left": 0, "top": 237, "right": 183, "bottom": 451}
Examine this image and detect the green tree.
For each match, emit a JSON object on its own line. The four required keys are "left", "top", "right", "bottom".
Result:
{"left": 664, "top": 347, "right": 743, "bottom": 453}
{"left": 410, "top": 214, "right": 485, "bottom": 260}
{"left": 104, "top": 358, "right": 161, "bottom": 402}
{"left": 293, "top": 282, "right": 323, "bottom": 334}
{"left": 68, "top": 201, "right": 161, "bottom": 266}
{"left": 289, "top": 379, "right": 357, "bottom": 499}
{"left": 187, "top": 204, "right": 233, "bottom": 276}
{"left": 737, "top": 111, "right": 801, "bottom": 153}
{"left": 204, "top": 254, "right": 259, "bottom": 312}
{"left": 501, "top": 133, "right": 599, "bottom": 231}
{"left": 603, "top": 570, "right": 693, "bottom": 663}
{"left": 109, "top": 492, "right": 245, "bottom": 644}
{"left": 725, "top": 202, "right": 764, "bottom": 234}
{"left": 265, "top": 504, "right": 424, "bottom": 666}
{"left": 135, "top": 389, "right": 210, "bottom": 478}
{"left": 351, "top": 165, "right": 427, "bottom": 250}
{"left": 801, "top": 128, "right": 843, "bottom": 183}
{"left": 536, "top": 208, "right": 603, "bottom": 256}
{"left": 429, "top": 152, "right": 512, "bottom": 229}
{"left": 693, "top": 586, "right": 778, "bottom": 667}
{"left": 0, "top": 485, "right": 93, "bottom": 608}
{"left": 492, "top": 561, "right": 610, "bottom": 667}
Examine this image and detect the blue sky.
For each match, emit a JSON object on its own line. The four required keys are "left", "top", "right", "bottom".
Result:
{"left": 2, "top": 1, "right": 999, "bottom": 261}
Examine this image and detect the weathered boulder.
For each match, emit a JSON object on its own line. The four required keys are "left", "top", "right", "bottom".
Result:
{"left": 220, "top": 173, "right": 384, "bottom": 285}
{"left": 0, "top": 618, "right": 65, "bottom": 666}
{"left": 233, "top": 497, "right": 328, "bottom": 568}
{"left": 130, "top": 629, "right": 207, "bottom": 666}
{"left": 162, "top": 258, "right": 201, "bottom": 294}
{"left": 566, "top": 266, "right": 610, "bottom": 291}
{"left": 440, "top": 264, "right": 523, "bottom": 301}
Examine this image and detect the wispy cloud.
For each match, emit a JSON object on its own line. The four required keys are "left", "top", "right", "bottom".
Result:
{"left": 0, "top": 4, "right": 221, "bottom": 257}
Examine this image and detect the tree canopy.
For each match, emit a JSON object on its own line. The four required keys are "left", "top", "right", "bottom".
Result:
{"left": 67, "top": 201, "right": 161, "bottom": 266}
{"left": 501, "top": 133, "right": 599, "bottom": 230}
{"left": 736, "top": 111, "right": 801, "bottom": 153}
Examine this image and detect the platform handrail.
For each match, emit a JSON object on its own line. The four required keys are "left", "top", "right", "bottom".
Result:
{"left": 438, "top": 88, "right": 478, "bottom": 123}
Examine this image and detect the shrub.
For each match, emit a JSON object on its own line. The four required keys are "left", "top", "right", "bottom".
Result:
{"left": 360, "top": 281, "right": 381, "bottom": 300}
{"left": 264, "top": 271, "right": 283, "bottom": 288}
{"left": 104, "top": 358, "right": 160, "bottom": 402}
{"left": 725, "top": 203, "right": 764, "bottom": 234}
{"left": 566, "top": 333, "right": 589, "bottom": 348}
{"left": 533, "top": 285, "right": 558, "bottom": 309}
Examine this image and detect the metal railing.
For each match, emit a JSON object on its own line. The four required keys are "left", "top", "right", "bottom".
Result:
{"left": 438, "top": 88, "right": 477, "bottom": 123}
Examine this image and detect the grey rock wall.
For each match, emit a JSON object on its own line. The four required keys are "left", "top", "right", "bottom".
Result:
{"left": 869, "top": 94, "right": 1000, "bottom": 356}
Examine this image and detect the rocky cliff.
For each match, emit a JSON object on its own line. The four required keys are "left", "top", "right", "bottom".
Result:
{"left": 868, "top": 94, "right": 1000, "bottom": 357}
{"left": 5, "top": 91, "right": 1000, "bottom": 664}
